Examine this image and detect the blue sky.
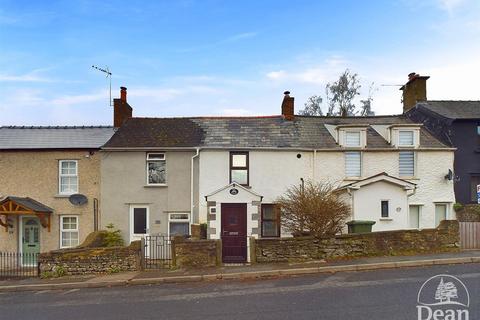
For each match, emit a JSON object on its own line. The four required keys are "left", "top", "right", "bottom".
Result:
{"left": 1, "top": 0, "right": 479, "bottom": 125}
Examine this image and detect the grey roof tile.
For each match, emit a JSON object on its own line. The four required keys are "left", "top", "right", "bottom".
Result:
{"left": 417, "top": 101, "right": 480, "bottom": 119}
{"left": 103, "top": 115, "right": 449, "bottom": 149}
{"left": 0, "top": 126, "right": 115, "bottom": 149}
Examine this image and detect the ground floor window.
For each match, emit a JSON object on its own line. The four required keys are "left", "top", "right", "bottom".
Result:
{"left": 434, "top": 203, "right": 448, "bottom": 227}
{"left": 381, "top": 200, "right": 389, "bottom": 218}
{"left": 261, "top": 204, "right": 280, "bottom": 237}
{"left": 169, "top": 213, "right": 190, "bottom": 236}
{"left": 409, "top": 205, "right": 421, "bottom": 229}
{"left": 60, "top": 216, "right": 79, "bottom": 248}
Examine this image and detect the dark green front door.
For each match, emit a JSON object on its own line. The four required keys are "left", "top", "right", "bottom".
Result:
{"left": 22, "top": 217, "right": 40, "bottom": 265}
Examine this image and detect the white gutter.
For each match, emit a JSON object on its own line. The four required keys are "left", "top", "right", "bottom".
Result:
{"left": 190, "top": 147, "right": 200, "bottom": 228}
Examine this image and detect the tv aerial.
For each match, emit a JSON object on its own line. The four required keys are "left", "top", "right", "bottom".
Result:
{"left": 92, "top": 65, "right": 112, "bottom": 106}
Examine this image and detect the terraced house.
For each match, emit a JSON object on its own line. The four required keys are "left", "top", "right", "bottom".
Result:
{"left": 0, "top": 125, "right": 115, "bottom": 260}
{"left": 101, "top": 89, "right": 456, "bottom": 263}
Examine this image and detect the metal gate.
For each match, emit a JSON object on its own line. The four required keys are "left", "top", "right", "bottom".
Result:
{"left": 143, "top": 235, "right": 173, "bottom": 269}
{"left": 459, "top": 222, "right": 480, "bottom": 249}
{"left": 0, "top": 252, "right": 39, "bottom": 279}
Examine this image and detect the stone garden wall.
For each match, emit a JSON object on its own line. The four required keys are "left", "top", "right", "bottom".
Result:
{"left": 172, "top": 237, "right": 221, "bottom": 268}
{"left": 456, "top": 205, "right": 480, "bottom": 222}
{"left": 38, "top": 241, "right": 142, "bottom": 277}
{"left": 254, "top": 220, "right": 460, "bottom": 263}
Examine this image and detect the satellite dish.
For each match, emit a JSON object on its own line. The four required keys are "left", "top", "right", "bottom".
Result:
{"left": 69, "top": 194, "right": 88, "bottom": 206}
{"left": 444, "top": 169, "right": 453, "bottom": 181}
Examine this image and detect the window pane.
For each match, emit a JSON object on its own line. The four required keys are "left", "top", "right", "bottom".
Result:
{"left": 170, "top": 222, "right": 189, "bottom": 236}
{"left": 345, "top": 152, "right": 361, "bottom": 177}
{"left": 399, "top": 151, "right": 415, "bottom": 176}
{"left": 232, "top": 154, "right": 247, "bottom": 167}
{"left": 60, "top": 176, "right": 78, "bottom": 193}
{"left": 381, "top": 201, "right": 389, "bottom": 218}
{"left": 399, "top": 131, "right": 414, "bottom": 146}
{"left": 262, "top": 221, "right": 279, "bottom": 237}
{"left": 345, "top": 132, "right": 361, "bottom": 147}
{"left": 148, "top": 161, "right": 166, "bottom": 184}
{"left": 471, "top": 176, "right": 480, "bottom": 202}
{"left": 409, "top": 205, "right": 420, "bottom": 228}
{"left": 435, "top": 204, "right": 447, "bottom": 226}
{"left": 133, "top": 208, "right": 147, "bottom": 234}
{"left": 61, "top": 161, "right": 77, "bottom": 175}
{"left": 231, "top": 169, "right": 248, "bottom": 184}
{"left": 262, "top": 206, "right": 275, "bottom": 220}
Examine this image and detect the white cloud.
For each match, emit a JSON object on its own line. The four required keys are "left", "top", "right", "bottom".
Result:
{"left": 218, "top": 108, "right": 255, "bottom": 116}
{"left": 226, "top": 32, "right": 257, "bottom": 42}
{"left": 51, "top": 91, "right": 107, "bottom": 107}
{"left": 266, "top": 70, "right": 287, "bottom": 80}
{"left": 437, "top": 0, "right": 465, "bottom": 11}
{"left": 0, "top": 69, "right": 54, "bottom": 82}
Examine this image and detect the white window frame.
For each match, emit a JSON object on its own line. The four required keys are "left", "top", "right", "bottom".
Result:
{"left": 130, "top": 205, "right": 150, "bottom": 238}
{"left": 146, "top": 153, "right": 166, "bottom": 185}
{"left": 380, "top": 200, "right": 390, "bottom": 218}
{"left": 58, "top": 160, "right": 78, "bottom": 195}
{"left": 398, "top": 130, "right": 415, "bottom": 147}
{"left": 399, "top": 151, "right": 416, "bottom": 177}
{"left": 345, "top": 151, "right": 362, "bottom": 178}
{"left": 345, "top": 131, "right": 361, "bottom": 147}
{"left": 168, "top": 213, "right": 190, "bottom": 237}
{"left": 60, "top": 215, "right": 79, "bottom": 249}
{"left": 434, "top": 203, "right": 450, "bottom": 227}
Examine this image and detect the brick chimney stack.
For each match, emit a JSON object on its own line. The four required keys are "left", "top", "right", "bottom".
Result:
{"left": 400, "top": 72, "right": 430, "bottom": 113}
{"left": 113, "top": 86, "right": 132, "bottom": 128}
{"left": 281, "top": 91, "right": 295, "bottom": 121}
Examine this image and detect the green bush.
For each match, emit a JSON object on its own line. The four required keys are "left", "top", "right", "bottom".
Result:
{"left": 453, "top": 203, "right": 464, "bottom": 212}
{"left": 103, "top": 223, "right": 124, "bottom": 247}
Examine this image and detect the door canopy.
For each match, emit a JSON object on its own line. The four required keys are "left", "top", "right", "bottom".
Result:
{"left": 0, "top": 196, "right": 53, "bottom": 232}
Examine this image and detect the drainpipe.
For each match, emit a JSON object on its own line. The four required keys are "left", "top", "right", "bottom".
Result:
{"left": 313, "top": 150, "right": 317, "bottom": 181}
{"left": 190, "top": 148, "right": 200, "bottom": 229}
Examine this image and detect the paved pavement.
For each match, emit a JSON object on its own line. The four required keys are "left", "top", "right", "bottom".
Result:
{"left": 1, "top": 250, "right": 480, "bottom": 292}
{"left": 1, "top": 263, "right": 478, "bottom": 320}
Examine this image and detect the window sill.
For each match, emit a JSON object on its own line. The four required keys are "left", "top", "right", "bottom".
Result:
{"left": 379, "top": 218, "right": 393, "bottom": 221}
{"left": 144, "top": 184, "right": 168, "bottom": 188}
{"left": 55, "top": 194, "right": 74, "bottom": 198}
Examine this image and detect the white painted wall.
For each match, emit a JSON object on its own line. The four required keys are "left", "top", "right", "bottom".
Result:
{"left": 197, "top": 149, "right": 455, "bottom": 233}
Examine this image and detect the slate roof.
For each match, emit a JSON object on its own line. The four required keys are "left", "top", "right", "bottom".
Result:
{"left": 0, "top": 126, "right": 115, "bottom": 149}
{"left": 415, "top": 101, "right": 480, "bottom": 119}
{"left": 1, "top": 196, "right": 53, "bottom": 213}
{"left": 103, "top": 115, "right": 449, "bottom": 149}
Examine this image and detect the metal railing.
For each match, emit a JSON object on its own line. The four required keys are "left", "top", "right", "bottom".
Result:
{"left": 143, "top": 235, "right": 173, "bottom": 269}
{"left": 0, "top": 252, "right": 39, "bottom": 279}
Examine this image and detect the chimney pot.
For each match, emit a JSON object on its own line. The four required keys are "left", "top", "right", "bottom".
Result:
{"left": 120, "top": 86, "right": 127, "bottom": 102}
{"left": 281, "top": 90, "right": 295, "bottom": 121}
{"left": 114, "top": 86, "right": 132, "bottom": 127}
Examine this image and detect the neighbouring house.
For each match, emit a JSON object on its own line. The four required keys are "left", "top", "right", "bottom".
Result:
{"left": 403, "top": 73, "right": 480, "bottom": 204}
{"left": 0, "top": 125, "right": 115, "bottom": 261}
{"left": 101, "top": 89, "right": 456, "bottom": 263}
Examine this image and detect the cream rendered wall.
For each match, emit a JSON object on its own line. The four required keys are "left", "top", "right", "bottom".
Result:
{"left": 101, "top": 151, "right": 193, "bottom": 242}
{"left": 0, "top": 151, "right": 101, "bottom": 253}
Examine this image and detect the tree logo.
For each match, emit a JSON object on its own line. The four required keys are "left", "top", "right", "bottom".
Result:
{"left": 417, "top": 274, "right": 469, "bottom": 320}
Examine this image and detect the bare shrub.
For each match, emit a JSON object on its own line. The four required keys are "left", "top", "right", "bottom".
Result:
{"left": 276, "top": 180, "right": 351, "bottom": 237}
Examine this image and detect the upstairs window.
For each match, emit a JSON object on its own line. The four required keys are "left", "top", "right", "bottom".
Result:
{"left": 59, "top": 160, "right": 78, "bottom": 195}
{"left": 471, "top": 175, "right": 480, "bottom": 203}
{"left": 398, "top": 130, "right": 414, "bottom": 147}
{"left": 345, "top": 131, "right": 361, "bottom": 147}
{"left": 147, "top": 153, "right": 166, "bottom": 185}
{"left": 477, "top": 125, "right": 480, "bottom": 145}
{"left": 399, "top": 151, "right": 415, "bottom": 177}
{"left": 230, "top": 152, "right": 249, "bottom": 185}
{"left": 345, "top": 151, "right": 361, "bottom": 177}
